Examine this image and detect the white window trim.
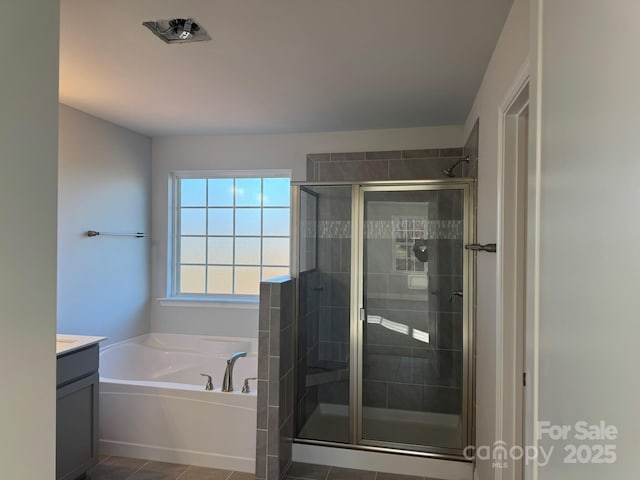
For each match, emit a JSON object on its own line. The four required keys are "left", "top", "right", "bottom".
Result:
{"left": 157, "top": 296, "right": 259, "bottom": 309}
{"left": 167, "top": 169, "right": 291, "bottom": 303}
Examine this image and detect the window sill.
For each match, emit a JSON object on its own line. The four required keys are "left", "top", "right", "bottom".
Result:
{"left": 157, "top": 297, "right": 259, "bottom": 309}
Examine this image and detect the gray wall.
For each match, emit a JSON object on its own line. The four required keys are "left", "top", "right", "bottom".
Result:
{"left": 58, "top": 104, "right": 152, "bottom": 345}
{"left": 533, "top": 1, "right": 640, "bottom": 477}
{"left": 0, "top": 0, "right": 59, "bottom": 476}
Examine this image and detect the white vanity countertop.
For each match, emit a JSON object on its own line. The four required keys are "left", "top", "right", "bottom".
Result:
{"left": 56, "top": 334, "right": 107, "bottom": 356}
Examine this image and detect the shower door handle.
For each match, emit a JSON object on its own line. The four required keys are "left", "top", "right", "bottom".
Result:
{"left": 465, "top": 243, "right": 497, "bottom": 253}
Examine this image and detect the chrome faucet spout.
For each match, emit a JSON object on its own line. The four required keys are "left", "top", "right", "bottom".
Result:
{"left": 222, "top": 351, "right": 247, "bottom": 392}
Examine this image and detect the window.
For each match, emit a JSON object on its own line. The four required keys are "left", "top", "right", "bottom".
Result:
{"left": 173, "top": 172, "right": 291, "bottom": 298}
{"left": 392, "top": 215, "right": 428, "bottom": 273}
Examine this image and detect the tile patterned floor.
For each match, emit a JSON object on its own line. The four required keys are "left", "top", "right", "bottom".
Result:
{"left": 89, "top": 458, "right": 436, "bottom": 480}
{"left": 87, "top": 456, "right": 255, "bottom": 480}
{"left": 283, "top": 462, "right": 438, "bottom": 480}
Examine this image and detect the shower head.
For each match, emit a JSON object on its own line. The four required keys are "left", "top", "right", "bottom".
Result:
{"left": 441, "top": 156, "right": 470, "bottom": 178}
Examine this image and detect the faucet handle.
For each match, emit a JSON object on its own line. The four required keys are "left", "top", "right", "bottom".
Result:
{"left": 200, "top": 373, "right": 213, "bottom": 391}
{"left": 242, "top": 377, "right": 257, "bottom": 394}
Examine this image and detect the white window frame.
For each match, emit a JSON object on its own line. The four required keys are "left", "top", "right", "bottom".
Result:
{"left": 169, "top": 169, "right": 291, "bottom": 302}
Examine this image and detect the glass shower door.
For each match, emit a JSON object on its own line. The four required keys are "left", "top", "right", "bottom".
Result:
{"left": 359, "top": 185, "right": 470, "bottom": 453}
{"left": 296, "top": 185, "right": 352, "bottom": 444}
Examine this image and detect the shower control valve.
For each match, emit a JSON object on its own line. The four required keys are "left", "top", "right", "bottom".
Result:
{"left": 449, "top": 290, "right": 464, "bottom": 303}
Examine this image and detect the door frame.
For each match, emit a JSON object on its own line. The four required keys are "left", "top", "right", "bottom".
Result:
{"left": 350, "top": 180, "right": 476, "bottom": 458}
{"left": 496, "top": 62, "right": 530, "bottom": 480}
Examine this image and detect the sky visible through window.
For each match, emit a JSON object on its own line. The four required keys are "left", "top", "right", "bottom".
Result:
{"left": 177, "top": 176, "right": 290, "bottom": 296}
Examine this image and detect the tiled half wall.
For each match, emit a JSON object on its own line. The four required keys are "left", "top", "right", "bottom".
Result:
{"left": 256, "top": 277, "right": 296, "bottom": 480}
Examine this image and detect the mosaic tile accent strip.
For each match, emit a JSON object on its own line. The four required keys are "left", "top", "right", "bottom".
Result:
{"left": 305, "top": 220, "right": 463, "bottom": 240}
{"left": 317, "top": 220, "right": 351, "bottom": 239}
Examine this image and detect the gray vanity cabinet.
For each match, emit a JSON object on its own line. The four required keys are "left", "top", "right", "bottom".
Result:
{"left": 56, "top": 344, "right": 99, "bottom": 480}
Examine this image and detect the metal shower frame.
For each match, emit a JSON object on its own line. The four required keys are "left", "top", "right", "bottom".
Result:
{"left": 289, "top": 178, "right": 476, "bottom": 461}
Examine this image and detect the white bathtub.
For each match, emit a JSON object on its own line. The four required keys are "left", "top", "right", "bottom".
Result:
{"left": 99, "top": 333, "right": 258, "bottom": 472}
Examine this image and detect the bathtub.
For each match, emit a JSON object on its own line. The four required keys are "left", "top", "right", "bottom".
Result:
{"left": 99, "top": 333, "right": 258, "bottom": 472}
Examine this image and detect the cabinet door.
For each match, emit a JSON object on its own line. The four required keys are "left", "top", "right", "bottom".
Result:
{"left": 56, "top": 373, "right": 99, "bottom": 480}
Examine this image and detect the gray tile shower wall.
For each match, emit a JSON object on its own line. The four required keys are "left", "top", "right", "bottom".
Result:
{"left": 360, "top": 189, "right": 464, "bottom": 416}
{"left": 257, "top": 277, "right": 296, "bottom": 480}
{"left": 314, "top": 189, "right": 352, "bottom": 407}
{"left": 296, "top": 269, "right": 322, "bottom": 436}
{"left": 306, "top": 148, "right": 474, "bottom": 183}
{"left": 298, "top": 147, "right": 473, "bottom": 432}
{"left": 463, "top": 121, "right": 479, "bottom": 178}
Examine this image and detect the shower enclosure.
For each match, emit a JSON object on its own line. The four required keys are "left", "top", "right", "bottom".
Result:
{"left": 291, "top": 180, "right": 474, "bottom": 458}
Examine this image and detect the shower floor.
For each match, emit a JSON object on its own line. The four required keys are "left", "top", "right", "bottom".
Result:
{"left": 298, "top": 403, "right": 462, "bottom": 450}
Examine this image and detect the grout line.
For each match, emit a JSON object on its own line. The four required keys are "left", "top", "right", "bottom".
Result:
{"left": 374, "top": 472, "right": 378, "bottom": 480}
{"left": 324, "top": 466, "right": 332, "bottom": 480}
{"left": 125, "top": 460, "right": 149, "bottom": 480}
{"left": 176, "top": 465, "right": 191, "bottom": 480}
{"left": 223, "top": 471, "right": 234, "bottom": 480}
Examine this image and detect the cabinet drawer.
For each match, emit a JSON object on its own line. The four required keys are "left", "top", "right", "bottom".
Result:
{"left": 57, "top": 344, "right": 99, "bottom": 387}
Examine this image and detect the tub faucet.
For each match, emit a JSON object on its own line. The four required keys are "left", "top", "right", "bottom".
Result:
{"left": 222, "top": 351, "right": 247, "bottom": 392}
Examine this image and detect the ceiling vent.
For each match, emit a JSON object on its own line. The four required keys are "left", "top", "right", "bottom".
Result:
{"left": 142, "top": 18, "right": 211, "bottom": 44}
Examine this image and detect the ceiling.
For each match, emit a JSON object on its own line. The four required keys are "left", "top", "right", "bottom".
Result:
{"left": 59, "top": 0, "right": 514, "bottom": 136}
